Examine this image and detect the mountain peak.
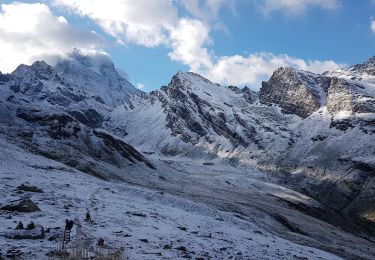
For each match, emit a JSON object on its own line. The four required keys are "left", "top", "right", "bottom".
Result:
{"left": 31, "top": 60, "right": 50, "bottom": 70}
{"left": 61, "top": 51, "right": 115, "bottom": 76}
{"left": 11, "top": 61, "right": 55, "bottom": 81}
{"left": 364, "top": 55, "right": 375, "bottom": 65}
{"left": 349, "top": 55, "right": 375, "bottom": 75}
{"left": 55, "top": 51, "right": 141, "bottom": 107}
{"left": 177, "top": 71, "right": 213, "bottom": 82}
{"left": 170, "top": 71, "right": 216, "bottom": 89}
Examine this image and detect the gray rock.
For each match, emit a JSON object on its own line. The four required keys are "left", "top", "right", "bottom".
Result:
{"left": 1, "top": 198, "right": 41, "bottom": 212}
{"left": 17, "top": 184, "right": 43, "bottom": 193}
{"left": 259, "top": 67, "right": 329, "bottom": 118}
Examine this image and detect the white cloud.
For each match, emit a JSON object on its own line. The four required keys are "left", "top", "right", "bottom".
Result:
{"left": 135, "top": 83, "right": 145, "bottom": 90}
{"left": 46, "top": 0, "right": 344, "bottom": 89}
{"left": 256, "top": 0, "right": 340, "bottom": 16}
{"left": 169, "top": 19, "right": 213, "bottom": 72}
{"left": 0, "top": 2, "right": 105, "bottom": 73}
{"left": 203, "top": 53, "right": 344, "bottom": 89}
{"left": 371, "top": 20, "right": 375, "bottom": 33}
{"left": 53, "top": 0, "right": 178, "bottom": 47}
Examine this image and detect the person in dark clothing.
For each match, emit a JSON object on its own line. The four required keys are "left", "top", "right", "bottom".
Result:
{"left": 65, "top": 219, "right": 69, "bottom": 230}
{"left": 65, "top": 219, "right": 74, "bottom": 230}
{"left": 85, "top": 211, "right": 92, "bottom": 222}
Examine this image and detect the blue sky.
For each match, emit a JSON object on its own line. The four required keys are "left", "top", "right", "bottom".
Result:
{"left": 1, "top": 0, "right": 375, "bottom": 91}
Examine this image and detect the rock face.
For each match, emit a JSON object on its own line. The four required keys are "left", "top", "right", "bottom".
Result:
{"left": 259, "top": 67, "right": 329, "bottom": 118}
{"left": 158, "top": 72, "right": 254, "bottom": 147}
{"left": 326, "top": 78, "right": 375, "bottom": 114}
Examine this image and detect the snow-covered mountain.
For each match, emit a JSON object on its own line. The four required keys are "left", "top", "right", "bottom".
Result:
{"left": 0, "top": 57, "right": 154, "bottom": 181}
{"left": 1, "top": 55, "right": 375, "bottom": 259}
{"left": 55, "top": 51, "right": 142, "bottom": 107}
{"left": 111, "top": 58, "right": 375, "bottom": 235}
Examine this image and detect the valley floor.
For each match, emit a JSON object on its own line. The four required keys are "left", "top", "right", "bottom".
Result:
{"left": 0, "top": 139, "right": 374, "bottom": 259}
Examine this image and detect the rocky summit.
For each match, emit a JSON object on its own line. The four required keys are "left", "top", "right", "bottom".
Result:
{"left": 1, "top": 54, "right": 375, "bottom": 259}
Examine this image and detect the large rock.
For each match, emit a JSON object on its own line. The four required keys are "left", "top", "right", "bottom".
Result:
{"left": 1, "top": 198, "right": 41, "bottom": 212}
{"left": 17, "top": 184, "right": 43, "bottom": 193}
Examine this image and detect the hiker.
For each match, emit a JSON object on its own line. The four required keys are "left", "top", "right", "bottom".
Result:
{"left": 85, "top": 211, "right": 92, "bottom": 222}
{"left": 65, "top": 219, "right": 69, "bottom": 230}
{"left": 98, "top": 238, "right": 104, "bottom": 246}
{"left": 65, "top": 219, "right": 74, "bottom": 230}
{"left": 69, "top": 220, "right": 74, "bottom": 229}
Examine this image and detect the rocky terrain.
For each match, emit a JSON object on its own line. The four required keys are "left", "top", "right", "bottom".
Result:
{"left": 1, "top": 52, "right": 375, "bottom": 259}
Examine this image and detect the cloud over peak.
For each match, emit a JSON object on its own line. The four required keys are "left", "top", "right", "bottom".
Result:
{"left": 0, "top": 2, "right": 105, "bottom": 73}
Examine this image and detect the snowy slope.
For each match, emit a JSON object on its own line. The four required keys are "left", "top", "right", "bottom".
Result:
{"left": 2, "top": 138, "right": 374, "bottom": 260}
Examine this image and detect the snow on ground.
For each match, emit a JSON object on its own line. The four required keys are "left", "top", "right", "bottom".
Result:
{"left": 0, "top": 139, "right": 342, "bottom": 259}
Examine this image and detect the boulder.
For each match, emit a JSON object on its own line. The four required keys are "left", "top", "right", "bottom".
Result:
{"left": 17, "top": 184, "right": 43, "bottom": 193}
{"left": 1, "top": 198, "right": 41, "bottom": 212}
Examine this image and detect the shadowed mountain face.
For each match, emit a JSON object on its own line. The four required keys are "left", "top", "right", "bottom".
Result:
{"left": 1, "top": 55, "right": 375, "bottom": 258}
